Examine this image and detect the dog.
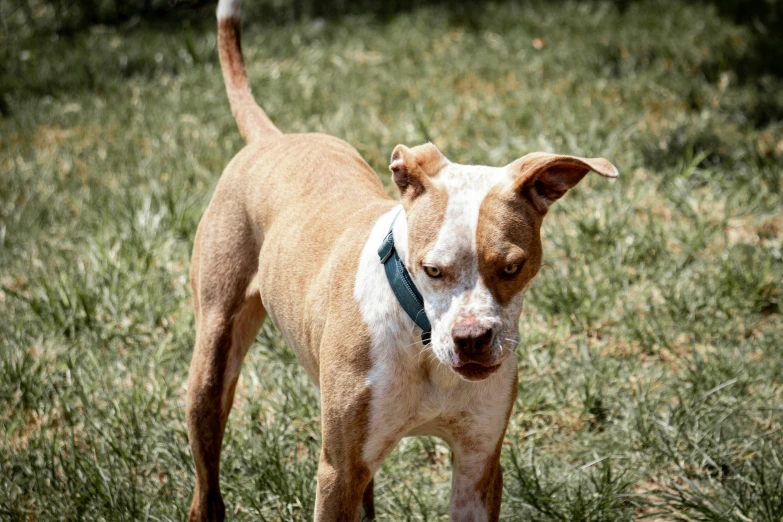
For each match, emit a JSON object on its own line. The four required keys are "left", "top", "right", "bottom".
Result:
{"left": 186, "top": 1, "right": 619, "bottom": 520}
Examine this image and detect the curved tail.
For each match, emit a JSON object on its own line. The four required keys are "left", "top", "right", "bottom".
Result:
{"left": 217, "top": 0, "right": 281, "bottom": 142}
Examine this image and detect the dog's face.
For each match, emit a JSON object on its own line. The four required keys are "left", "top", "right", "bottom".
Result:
{"left": 391, "top": 143, "right": 617, "bottom": 381}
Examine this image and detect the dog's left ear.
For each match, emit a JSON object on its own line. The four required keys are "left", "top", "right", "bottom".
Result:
{"left": 510, "top": 152, "right": 618, "bottom": 213}
{"left": 390, "top": 143, "right": 448, "bottom": 200}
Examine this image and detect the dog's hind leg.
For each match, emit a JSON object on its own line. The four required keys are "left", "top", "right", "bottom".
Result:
{"left": 187, "top": 220, "right": 265, "bottom": 522}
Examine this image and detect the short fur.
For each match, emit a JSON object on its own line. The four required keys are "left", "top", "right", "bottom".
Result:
{"left": 186, "top": 2, "right": 618, "bottom": 521}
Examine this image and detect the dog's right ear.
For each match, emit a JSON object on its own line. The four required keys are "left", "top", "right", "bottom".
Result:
{"left": 390, "top": 143, "right": 448, "bottom": 200}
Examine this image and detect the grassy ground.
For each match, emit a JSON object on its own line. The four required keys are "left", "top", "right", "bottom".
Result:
{"left": 2, "top": 0, "right": 783, "bottom": 520}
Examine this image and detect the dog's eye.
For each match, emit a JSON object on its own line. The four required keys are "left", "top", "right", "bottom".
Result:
{"left": 503, "top": 264, "right": 520, "bottom": 276}
{"left": 424, "top": 265, "right": 442, "bottom": 278}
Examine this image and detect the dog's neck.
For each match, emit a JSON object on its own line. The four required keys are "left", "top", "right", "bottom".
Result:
{"left": 354, "top": 205, "right": 463, "bottom": 389}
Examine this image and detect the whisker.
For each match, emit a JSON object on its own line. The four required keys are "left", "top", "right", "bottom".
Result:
{"left": 416, "top": 345, "right": 432, "bottom": 361}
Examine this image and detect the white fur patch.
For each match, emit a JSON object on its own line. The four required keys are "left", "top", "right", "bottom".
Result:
{"left": 216, "top": 0, "right": 241, "bottom": 20}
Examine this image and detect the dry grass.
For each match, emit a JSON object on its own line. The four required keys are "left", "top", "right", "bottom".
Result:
{"left": 1, "top": 0, "right": 782, "bottom": 520}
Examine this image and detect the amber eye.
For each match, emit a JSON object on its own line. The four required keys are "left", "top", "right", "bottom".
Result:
{"left": 503, "top": 264, "right": 520, "bottom": 276}
{"left": 424, "top": 265, "right": 442, "bottom": 278}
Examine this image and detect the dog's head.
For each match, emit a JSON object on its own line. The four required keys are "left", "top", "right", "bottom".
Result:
{"left": 391, "top": 143, "right": 618, "bottom": 381}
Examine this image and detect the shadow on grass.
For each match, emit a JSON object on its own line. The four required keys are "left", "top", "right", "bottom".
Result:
{"left": 0, "top": 0, "right": 783, "bottom": 128}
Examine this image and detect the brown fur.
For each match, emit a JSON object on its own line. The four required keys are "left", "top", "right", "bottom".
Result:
{"left": 476, "top": 182, "right": 544, "bottom": 305}
{"left": 187, "top": 133, "right": 394, "bottom": 521}
{"left": 391, "top": 144, "right": 451, "bottom": 273}
{"left": 218, "top": 17, "right": 280, "bottom": 141}
{"left": 511, "top": 152, "right": 617, "bottom": 212}
{"left": 390, "top": 143, "right": 449, "bottom": 201}
{"left": 188, "top": 6, "right": 618, "bottom": 521}
{"left": 189, "top": 10, "right": 395, "bottom": 521}
{"left": 476, "top": 152, "right": 617, "bottom": 304}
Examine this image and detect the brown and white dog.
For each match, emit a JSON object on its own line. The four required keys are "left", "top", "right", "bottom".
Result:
{"left": 186, "top": 1, "right": 619, "bottom": 520}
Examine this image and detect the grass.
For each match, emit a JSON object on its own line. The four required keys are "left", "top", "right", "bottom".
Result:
{"left": 1, "top": 0, "right": 782, "bottom": 520}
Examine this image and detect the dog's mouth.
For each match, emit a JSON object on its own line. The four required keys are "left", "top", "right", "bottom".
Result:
{"left": 451, "top": 361, "right": 502, "bottom": 381}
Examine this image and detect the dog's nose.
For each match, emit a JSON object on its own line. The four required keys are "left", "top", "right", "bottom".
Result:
{"left": 452, "top": 323, "right": 494, "bottom": 360}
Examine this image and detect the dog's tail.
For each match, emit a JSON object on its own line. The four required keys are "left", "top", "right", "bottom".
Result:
{"left": 217, "top": 0, "right": 281, "bottom": 142}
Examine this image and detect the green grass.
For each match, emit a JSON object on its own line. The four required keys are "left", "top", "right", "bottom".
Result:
{"left": 2, "top": 0, "right": 782, "bottom": 520}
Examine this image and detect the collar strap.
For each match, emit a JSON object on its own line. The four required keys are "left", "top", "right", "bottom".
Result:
{"left": 378, "top": 211, "right": 432, "bottom": 344}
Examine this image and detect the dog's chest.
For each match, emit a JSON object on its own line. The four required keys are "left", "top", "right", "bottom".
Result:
{"left": 361, "top": 350, "right": 516, "bottom": 466}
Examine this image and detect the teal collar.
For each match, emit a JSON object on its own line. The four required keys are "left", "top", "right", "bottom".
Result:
{"left": 377, "top": 211, "right": 432, "bottom": 344}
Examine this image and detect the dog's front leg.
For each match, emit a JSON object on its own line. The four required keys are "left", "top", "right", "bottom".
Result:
{"left": 448, "top": 442, "right": 504, "bottom": 522}
{"left": 447, "top": 372, "right": 517, "bottom": 522}
{"left": 313, "top": 355, "right": 375, "bottom": 522}
{"left": 314, "top": 445, "right": 373, "bottom": 522}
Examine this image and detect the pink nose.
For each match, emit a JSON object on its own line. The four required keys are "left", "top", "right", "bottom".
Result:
{"left": 452, "top": 322, "right": 494, "bottom": 363}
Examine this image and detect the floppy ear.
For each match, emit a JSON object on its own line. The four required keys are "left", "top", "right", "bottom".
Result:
{"left": 510, "top": 152, "right": 618, "bottom": 213}
{"left": 389, "top": 143, "right": 448, "bottom": 200}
